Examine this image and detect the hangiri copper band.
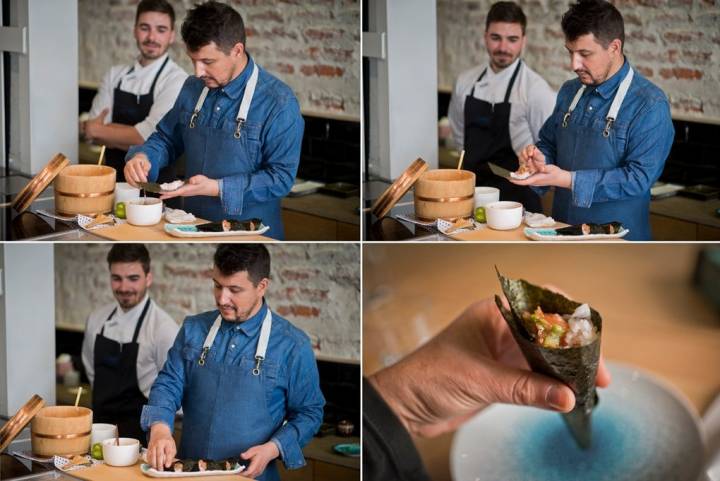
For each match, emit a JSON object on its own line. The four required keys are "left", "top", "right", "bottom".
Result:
{"left": 55, "top": 190, "right": 114, "bottom": 198}
{"left": 32, "top": 430, "right": 91, "bottom": 440}
{"left": 415, "top": 193, "right": 474, "bottom": 203}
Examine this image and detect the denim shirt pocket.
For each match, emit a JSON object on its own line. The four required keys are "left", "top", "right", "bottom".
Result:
{"left": 591, "top": 117, "right": 627, "bottom": 168}
{"left": 257, "top": 358, "right": 281, "bottom": 411}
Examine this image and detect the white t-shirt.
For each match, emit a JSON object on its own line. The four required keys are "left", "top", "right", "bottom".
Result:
{"left": 448, "top": 58, "right": 557, "bottom": 155}
{"left": 88, "top": 52, "right": 188, "bottom": 140}
{"left": 81, "top": 294, "right": 179, "bottom": 398}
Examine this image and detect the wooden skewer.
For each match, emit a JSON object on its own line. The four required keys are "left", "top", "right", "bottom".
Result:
{"left": 457, "top": 150, "right": 465, "bottom": 170}
{"left": 74, "top": 386, "right": 83, "bottom": 407}
{"left": 97, "top": 145, "right": 107, "bottom": 166}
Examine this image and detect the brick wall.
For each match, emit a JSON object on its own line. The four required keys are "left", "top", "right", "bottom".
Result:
{"left": 54, "top": 243, "right": 360, "bottom": 361}
{"left": 78, "top": 0, "right": 360, "bottom": 119}
{"left": 437, "top": 0, "right": 720, "bottom": 121}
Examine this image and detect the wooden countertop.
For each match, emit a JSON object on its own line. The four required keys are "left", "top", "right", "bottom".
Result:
{"left": 66, "top": 461, "right": 252, "bottom": 481}
{"left": 303, "top": 435, "right": 359, "bottom": 469}
{"left": 651, "top": 195, "right": 720, "bottom": 229}
{"left": 282, "top": 193, "right": 360, "bottom": 226}
{"left": 363, "top": 244, "right": 720, "bottom": 481}
{"left": 91, "top": 220, "right": 272, "bottom": 242}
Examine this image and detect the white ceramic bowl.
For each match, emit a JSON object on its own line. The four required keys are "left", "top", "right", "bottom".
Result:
{"left": 474, "top": 187, "right": 500, "bottom": 208}
{"left": 90, "top": 423, "right": 116, "bottom": 446}
{"left": 485, "top": 201, "right": 523, "bottom": 230}
{"left": 102, "top": 437, "right": 140, "bottom": 467}
{"left": 126, "top": 198, "right": 163, "bottom": 226}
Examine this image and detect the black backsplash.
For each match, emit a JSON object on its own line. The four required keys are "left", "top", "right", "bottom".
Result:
{"left": 79, "top": 87, "right": 360, "bottom": 186}
{"left": 316, "top": 359, "right": 360, "bottom": 436}
{"left": 437, "top": 90, "right": 720, "bottom": 188}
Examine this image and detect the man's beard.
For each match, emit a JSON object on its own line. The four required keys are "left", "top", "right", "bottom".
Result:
{"left": 114, "top": 288, "right": 146, "bottom": 310}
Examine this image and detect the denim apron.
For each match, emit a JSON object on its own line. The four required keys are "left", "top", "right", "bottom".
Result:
{"left": 92, "top": 299, "right": 150, "bottom": 445}
{"left": 179, "top": 308, "right": 281, "bottom": 481}
{"left": 552, "top": 68, "right": 650, "bottom": 240}
{"left": 464, "top": 61, "right": 542, "bottom": 213}
{"left": 179, "top": 64, "right": 284, "bottom": 239}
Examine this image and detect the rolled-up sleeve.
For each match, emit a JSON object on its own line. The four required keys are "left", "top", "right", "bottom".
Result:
{"left": 570, "top": 100, "right": 673, "bottom": 207}
{"left": 270, "top": 338, "right": 325, "bottom": 469}
{"left": 220, "top": 98, "right": 303, "bottom": 217}
{"left": 141, "top": 325, "right": 187, "bottom": 433}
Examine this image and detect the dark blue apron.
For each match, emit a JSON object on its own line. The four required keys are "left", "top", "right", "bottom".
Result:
{"left": 552, "top": 69, "right": 649, "bottom": 240}
{"left": 179, "top": 64, "right": 284, "bottom": 239}
{"left": 179, "top": 309, "right": 281, "bottom": 481}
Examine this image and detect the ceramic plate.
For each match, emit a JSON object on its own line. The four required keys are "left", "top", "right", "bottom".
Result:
{"left": 164, "top": 223, "right": 270, "bottom": 238}
{"left": 524, "top": 227, "right": 630, "bottom": 241}
{"left": 140, "top": 463, "right": 245, "bottom": 478}
{"left": 333, "top": 443, "right": 360, "bottom": 457}
{"left": 451, "top": 362, "right": 704, "bottom": 481}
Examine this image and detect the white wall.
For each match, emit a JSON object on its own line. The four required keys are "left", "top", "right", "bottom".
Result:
{"left": 0, "top": 244, "right": 55, "bottom": 416}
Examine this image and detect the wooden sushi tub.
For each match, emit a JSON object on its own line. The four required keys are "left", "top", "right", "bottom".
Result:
{"left": 413, "top": 169, "right": 476, "bottom": 221}
{"left": 31, "top": 406, "right": 92, "bottom": 456}
{"left": 54, "top": 165, "right": 116, "bottom": 216}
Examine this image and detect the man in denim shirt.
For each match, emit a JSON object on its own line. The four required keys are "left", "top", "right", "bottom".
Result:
{"left": 142, "top": 245, "right": 324, "bottom": 481}
{"left": 511, "top": 0, "right": 674, "bottom": 240}
{"left": 124, "top": 2, "right": 303, "bottom": 239}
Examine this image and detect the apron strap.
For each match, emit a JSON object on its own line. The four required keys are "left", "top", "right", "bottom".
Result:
{"left": 100, "top": 307, "right": 118, "bottom": 336}
{"left": 189, "top": 87, "right": 209, "bottom": 129}
{"left": 234, "top": 63, "right": 260, "bottom": 139}
{"left": 252, "top": 309, "right": 273, "bottom": 376}
{"left": 603, "top": 67, "right": 634, "bottom": 137}
{"left": 503, "top": 60, "right": 523, "bottom": 103}
{"left": 115, "top": 67, "right": 133, "bottom": 90}
{"left": 148, "top": 56, "right": 170, "bottom": 97}
{"left": 562, "top": 84, "right": 587, "bottom": 127}
{"left": 131, "top": 299, "right": 152, "bottom": 343}
{"left": 469, "top": 68, "right": 488, "bottom": 97}
{"left": 199, "top": 314, "right": 223, "bottom": 366}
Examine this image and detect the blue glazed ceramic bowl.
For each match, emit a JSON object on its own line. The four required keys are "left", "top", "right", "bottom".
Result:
{"left": 451, "top": 362, "right": 704, "bottom": 481}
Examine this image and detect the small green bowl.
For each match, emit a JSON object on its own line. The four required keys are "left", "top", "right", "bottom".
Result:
{"left": 333, "top": 443, "right": 360, "bottom": 457}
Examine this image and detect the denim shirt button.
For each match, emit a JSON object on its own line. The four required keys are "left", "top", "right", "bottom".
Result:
{"left": 230, "top": 344, "right": 235, "bottom": 349}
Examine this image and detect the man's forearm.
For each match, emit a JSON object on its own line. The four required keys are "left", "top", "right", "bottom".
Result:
{"left": 89, "top": 123, "right": 145, "bottom": 150}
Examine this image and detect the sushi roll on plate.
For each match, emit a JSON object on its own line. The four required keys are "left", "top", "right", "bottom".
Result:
{"left": 165, "top": 218, "right": 270, "bottom": 238}
{"left": 141, "top": 457, "right": 245, "bottom": 477}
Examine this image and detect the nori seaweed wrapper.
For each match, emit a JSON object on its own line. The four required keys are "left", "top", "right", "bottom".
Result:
{"left": 555, "top": 222, "right": 624, "bottom": 236}
{"left": 196, "top": 218, "right": 262, "bottom": 232}
{"left": 494, "top": 268, "right": 602, "bottom": 449}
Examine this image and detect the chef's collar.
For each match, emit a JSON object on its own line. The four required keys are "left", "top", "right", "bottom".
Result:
{"left": 483, "top": 57, "right": 521, "bottom": 81}
{"left": 222, "top": 299, "right": 268, "bottom": 337}
{"left": 115, "top": 292, "right": 150, "bottom": 316}
{"left": 131, "top": 52, "right": 170, "bottom": 77}
{"left": 218, "top": 54, "right": 256, "bottom": 100}
{"left": 594, "top": 57, "right": 629, "bottom": 100}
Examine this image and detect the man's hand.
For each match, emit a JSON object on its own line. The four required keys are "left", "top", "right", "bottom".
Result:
{"left": 146, "top": 422, "right": 177, "bottom": 471}
{"left": 124, "top": 154, "right": 151, "bottom": 187}
{"left": 83, "top": 109, "right": 109, "bottom": 142}
{"left": 511, "top": 144, "right": 572, "bottom": 188}
{"left": 368, "top": 296, "right": 611, "bottom": 438}
{"left": 159, "top": 175, "right": 220, "bottom": 199}
{"left": 240, "top": 441, "right": 280, "bottom": 479}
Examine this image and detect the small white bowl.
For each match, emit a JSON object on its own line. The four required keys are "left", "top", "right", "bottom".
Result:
{"left": 102, "top": 437, "right": 140, "bottom": 467}
{"left": 126, "top": 198, "right": 163, "bottom": 226}
{"left": 474, "top": 186, "right": 500, "bottom": 208}
{"left": 485, "top": 201, "right": 523, "bottom": 230}
{"left": 90, "top": 423, "right": 117, "bottom": 446}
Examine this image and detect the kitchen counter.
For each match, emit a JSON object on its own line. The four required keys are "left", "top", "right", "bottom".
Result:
{"left": 303, "top": 435, "right": 359, "bottom": 470}
{"left": 283, "top": 193, "right": 360, "bottom": 225}
{"left": 364, "top": 244, "right": 720, "bottom": 481}
{"left": 651, "top": 195, "right": 720, "bottom": 229}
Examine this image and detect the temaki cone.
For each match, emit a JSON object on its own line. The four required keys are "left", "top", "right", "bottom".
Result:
{"left": 494, "top": 267, "right": 602, "bottom": 449}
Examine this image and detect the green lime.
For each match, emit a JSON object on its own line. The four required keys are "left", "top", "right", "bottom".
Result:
{"left": 91, "top": 443, "right": 103, "bottom": 460}
{"left": 114, "top": 202, "right": 126, "bottom": 219}
{"left": 474, "top": 206, "right": 486, "bottom": 223}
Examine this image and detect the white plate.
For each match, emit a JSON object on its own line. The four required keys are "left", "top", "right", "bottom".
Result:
{"left": 140, "top": 463, "right": 245, "bottom": 478}
{"left": 524, "top": 227, "right": 630, "bottom": 241}
{"left": 164, "top": 223, "right": 270, "bottom": 238}
{"left": 451, "top": 362, "right": 704, "bottom": 481}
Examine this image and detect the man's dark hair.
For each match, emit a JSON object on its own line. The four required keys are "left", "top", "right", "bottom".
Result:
{"left": 181, "top": 1, "right": 246, "bottom": 53}
{"left": 486, "top": 2, "right": 527, "bottom": 34}
{"left": 107, "top": 244, "right": 151, "bottom": 274}
{"left": 561, "top": 0, "right": 624, "bottom": 49}
{"left": 214, "top": 244, "right": 270, "bottom": 286}
{"left": 136, "top": 0, "right": 176, "bottom": 29}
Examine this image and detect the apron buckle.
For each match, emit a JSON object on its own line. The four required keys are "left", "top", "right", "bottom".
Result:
{"left": 562, "top": 112, "right": 571, "bottom": 128}
{"left": 189, "top": 112, "right": 199, "bottom": 129}
{"left": 603, "top": 118, "right": 614, "bottom": 138}
{"left": 198, "top": 346, "right": 209, "bottom": 366}
{"left": 234, "top": 119, "right": 245, "bottom": 139}
{"left": 252, "top": 355, "right": 263, "bottom": 376}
